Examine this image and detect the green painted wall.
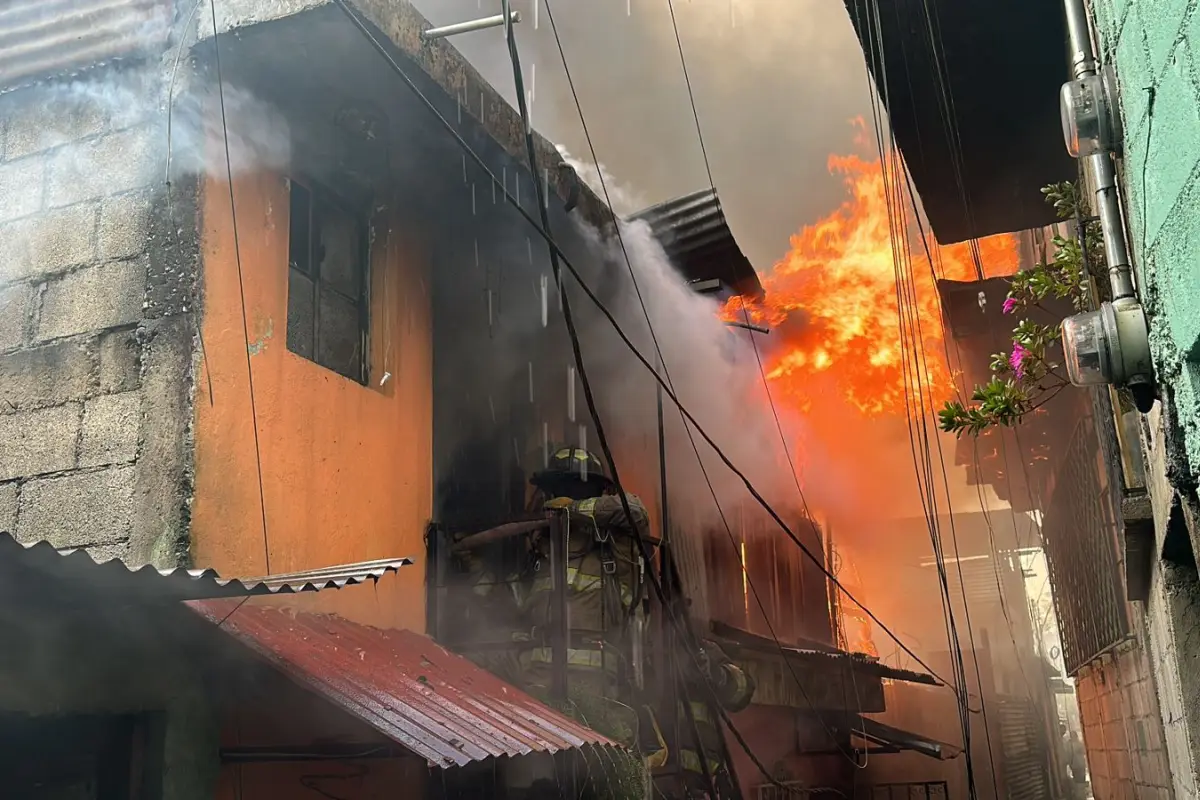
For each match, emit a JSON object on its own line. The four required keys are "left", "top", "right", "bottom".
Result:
{"left": 1091, "top": 0, "right": 1200, "bottom": 478}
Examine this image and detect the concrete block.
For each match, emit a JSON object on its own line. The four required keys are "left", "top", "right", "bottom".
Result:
{"left": 0, "top": 283, "right": 32, "bottom": 351}
{"left": 84, "top": 541, "right": 129, "bottom": 564}
{"left": 1142, "top": 0, "right": 1190, "bottom": 78}
{"left": 0, "top": 481, "right": 16, "bottom": 532}
{"left": 36, "top": 258, "right": 146, "bottom": 341}
{"left": 98, "top": 191, "right": 152, "bottom": 262}
{"left": 1137, "top": 60, "right": 1200, "bottom": 250}
{"left": 1150, "top": 176, "right": 1200, "bottom": 364}
{"left": 0, "top": 404, "right": 80, "bottom": 481}
{"left": 45, "top": 127, "right": 159, "bottom": 209}
{"left": 0, "top": 339, "right": 95, "bottom": 410}
{"left": 0, "top": 203, "right": 97, "bottom": 285}
{"left": 1115, "top": 13, "right": 1153, "bottom": 134}
{"left": 130, "top": 316, "right": 193, "bottom": 569}
{"left": 17, "top": 465, "right": 134, "bottom": 548}
{"left": 80, "top": 391, "right": 140, "bottom": 468}
{"left": 0, "top": 157, "right": 44, "bottom": 223}
{"left": 4, "top": 90, "right": 109, "bottom": 160}
{"left": 98, "top": 328, "right": 142, "bottom": 394}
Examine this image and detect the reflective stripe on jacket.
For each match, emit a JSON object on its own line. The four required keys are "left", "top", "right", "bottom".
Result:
{"left": 529, "top": 567, "right": 634, "bottom": 606}
{"left": 529, "top": 646, "right": 618, "bottom": 670}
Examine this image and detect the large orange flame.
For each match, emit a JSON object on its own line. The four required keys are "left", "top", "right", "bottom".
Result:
{"left": 722, "top": 148, "right": 1019, "bottom": 417}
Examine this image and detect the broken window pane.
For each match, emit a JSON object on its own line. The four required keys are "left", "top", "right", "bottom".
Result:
{"left": 318, "top": 286, "right": 362, "bottom": 382}
{"left": 285, "top": 178, "right": 368, "bottom": 384}
{"left": 287, "top": 270, "right": 315, "bottom": 360}
{"left": 289, "top": 181, "right": 312, "bottom": 275}
{"left": 315, "top": 196, "right": 362, "bottom": 299}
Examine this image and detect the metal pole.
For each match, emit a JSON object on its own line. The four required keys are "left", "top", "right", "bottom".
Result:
{"left": 420, "top": 11, "right": 521, "bottom": 41}
{"left": 425, "top": 522, "right": 442, "bottom": 641}
{"left": 1062, "top": 0, "right": 1097, "bottom": 80}
{"left": 549, "top": 511, "right": 569, "bottom": 704}
{"left": 723, "top": 320, "right": 770, "bottom": 335}
{"left": 1062, "top": 0, "right": 1135, "bottom": 301}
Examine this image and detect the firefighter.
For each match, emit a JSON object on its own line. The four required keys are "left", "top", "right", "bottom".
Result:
{"left": 457, "top": 545, "right": 527, "bottom": 685}
{"left": 517, "top": 447, "right": 654, "bottom": 745}
{"left": 675, "top": 639, "right": 754, "bottom": 796}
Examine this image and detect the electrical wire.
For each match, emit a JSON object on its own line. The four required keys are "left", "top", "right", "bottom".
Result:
{"left": 884, "top": 17, "right": 1050, "bottom": 753}
{"left": 209, "top": 0, "right": 272, "bottom": 575}
{"left": 664, "top": 0, "right": 715, "bottom": 192}
{"left": 540, "top": 0, "right": 865, "bottom": 769}
{"left": 325, "top": 0, "right": 960, "bottom": 697}
{"left": 494, "top": 6, "right": 741, "bottom": 796}
{"left": 855, "top": 1, "right": 991, "bottom": 793}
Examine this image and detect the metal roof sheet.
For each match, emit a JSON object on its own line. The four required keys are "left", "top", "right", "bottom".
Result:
{"left": 0, "top": 532, "right": 411, "bottom": 605}
{"left": 189, "top": 601, "right": 619, "bottom": 767}
{"left": 711, "top": 622, "right": 940, "bottom": 686}
{"left": 0, "top": 0, "right": 170, "bottom": 94}
{"left": 627, "top": 188, "right": 763, "bottom": 299}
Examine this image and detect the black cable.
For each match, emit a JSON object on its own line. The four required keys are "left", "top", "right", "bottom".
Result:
{"left": 326, "top": 0, "right": 957, "bottom": 695}
{"left": 662, "top": 0, "right": 870, "bottom": 761}
{"left": 888, "top": 24, "right": 1042, "bottom": 720}
{"left": 541, "top": 0, "right": 863, "bottom": 768}
{"left": 858, "top": 3, "right": 987, "bottom": 793}
{"left": 494, "top": 7, "right": 745, "bottom": 796}
{"left": 664, "top": 0, "right": 715, "bottom": 192}
{"left": 209, "top": 0, "right": 272, "bottom": 575}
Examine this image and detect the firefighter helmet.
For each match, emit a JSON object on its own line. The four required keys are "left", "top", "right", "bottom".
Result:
{"left": 530, "top": 446, "right": 614, "bottom": 495}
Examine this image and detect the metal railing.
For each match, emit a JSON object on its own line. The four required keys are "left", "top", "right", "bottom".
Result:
{"left": 1041, "top": 409, "right": 1130, "bottom": 675}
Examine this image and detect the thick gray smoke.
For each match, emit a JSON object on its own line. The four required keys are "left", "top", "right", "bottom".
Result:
{"left": 413, "top": 0, "right": 874, "bottom": 267}
{"left": 559, "top": 153, "right": 809, "bottom": 527}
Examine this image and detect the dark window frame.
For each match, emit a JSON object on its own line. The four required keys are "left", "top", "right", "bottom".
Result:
{"left": 286, "top": 176, "right": 371, "bottom": 385}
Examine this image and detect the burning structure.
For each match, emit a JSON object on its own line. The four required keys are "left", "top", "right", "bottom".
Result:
{"left": 0, "top": 0, "right": 959, "bottom": 798}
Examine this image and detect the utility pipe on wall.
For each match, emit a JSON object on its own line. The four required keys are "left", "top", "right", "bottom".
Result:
{"left": 1062, "top": 0, "right": 1135, "bottom": 302}
{"left": 1056, "top": 0, "right": 1154, "bottom": 408}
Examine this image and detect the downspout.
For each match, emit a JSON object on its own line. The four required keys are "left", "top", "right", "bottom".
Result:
{"left": 1057, "top": 0, "right": 1156, "bottom": 410}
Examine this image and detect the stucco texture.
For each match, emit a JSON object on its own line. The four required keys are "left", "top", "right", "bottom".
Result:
{"left": 1092, "top": 0, "right": 1200, "bottom": 481}
{"left": 192, "top": 167, "right": 432, "bottom": 632}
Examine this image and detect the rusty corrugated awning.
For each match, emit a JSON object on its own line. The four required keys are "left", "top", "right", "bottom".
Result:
{"left": 189, "top": 601, "right": 619, "bottom": 767}
{"left": 0, "top": 532, "right": 411, "bottom": 607}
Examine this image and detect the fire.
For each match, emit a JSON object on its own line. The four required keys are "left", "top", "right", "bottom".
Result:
{"left": 723, "top": 146, "right": 1019, "bottom": 417}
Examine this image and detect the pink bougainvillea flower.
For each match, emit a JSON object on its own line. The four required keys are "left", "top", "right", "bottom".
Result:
{"left": 1002, "top": 297, "right": 1018, "bottom": 315}
{"left": 1010, "top": 343, "right": 1028, "bottom": 379}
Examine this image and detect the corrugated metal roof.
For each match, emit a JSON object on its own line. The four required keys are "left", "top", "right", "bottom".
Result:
{"left": 0, "top": 0, "right": 170, "bottom": 94}
{"left": 627, "top": 188, "right": 763, "bottom": 299}
{"left": 0, "top": 532, "right": 411, "bottom": 605}
{"left": 189, "top": 601, "right": 619, "bottom": 767}
{"left": 711, "top": 621, "right": 941, "bottom": 686}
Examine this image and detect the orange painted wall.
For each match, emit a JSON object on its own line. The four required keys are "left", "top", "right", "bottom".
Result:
{"left": 192, "top": 168, "right": 432, "bottom": 631}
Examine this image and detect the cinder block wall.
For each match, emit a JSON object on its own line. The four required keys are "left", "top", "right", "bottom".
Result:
{"left": 1090, "top": 0, "right": 1200, "bottom": 478}
{"left": 0, "top": 75, "right": 200, "bottom": 569}
{"left": 1075, "top": 630, "right": 1176, "bottom": 800}
{"left": 1088, "top": 2, "right": 1200, "bottom": 797}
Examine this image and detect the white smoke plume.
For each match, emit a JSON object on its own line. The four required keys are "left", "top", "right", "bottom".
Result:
{"left": 561, "top": 150, "right": 811, "bottom": 529}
